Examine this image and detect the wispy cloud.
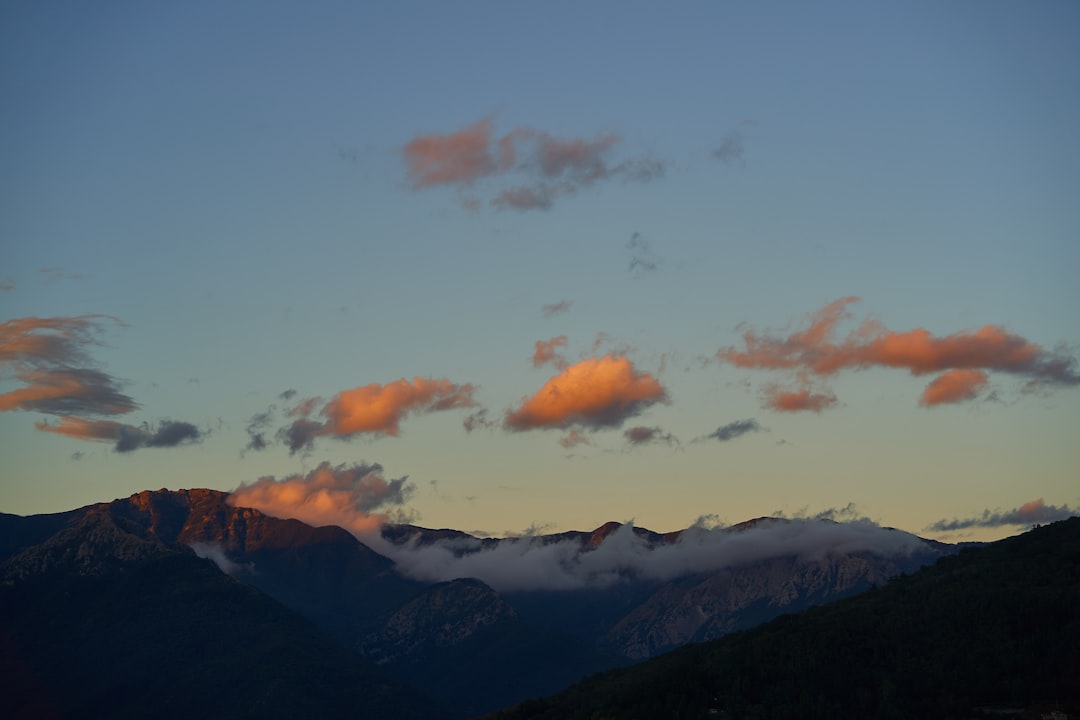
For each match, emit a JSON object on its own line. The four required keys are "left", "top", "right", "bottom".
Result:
{"left": 719, "top": 297, "right": 1079, "bottom": 411}
{"left": 926, "top": 498, "right": 1077, "bottom": 532}
{"left": 702, "top": 419, "right": 763, "bottom": 442}
{"left": 626, "top": 231, "right": 662, "bottom": 277}
{"left": 712, "top": 130, "right": 746, "bottom": 166}
{"left": 542, "top": 300, "right": 573, "bottom": 318}
{"left": 280, "top": 377, "right": 476, "bottom": 453}
{"left": 624, "top": 425, "right": 679, "bottom": 448}
{"left": 504, "top": 355, "right": 668, "bottom": 432}
{"left": 532, "top": 335, "right": 569, "bottom": 369}
{"left": 763, "top": 383, "right": 838, "bottom": 413}
{"left": 559, "top": 429, "right": 590, "bottom": 449}
{"left": 403, "top": 118, "right": 665, "bottom": 211}
{"left": 229, "top": 461, "right": 415, "bottom": 536}
{"left": 38, "top": 267, "right": 86, "bottom": 284}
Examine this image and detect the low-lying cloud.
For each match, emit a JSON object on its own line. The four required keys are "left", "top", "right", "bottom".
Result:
{"left": 926, "top": 498, "right": 1077, "bottom": 532}
{"left": 382, "top": 518, "right": 929, "bottom": 593}
{"left": 403, "top": 118, "right": 665, "bottom": 211}
{"left": 229, "top": 461, "right": 416, "bottom": 535}
{"left": 719, "top": 297, "right": 1079, "bottom": 411}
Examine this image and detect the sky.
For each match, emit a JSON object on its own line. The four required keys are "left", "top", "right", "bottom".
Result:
{"left": 2, "top": 1, "right": 1078, "bottom": 545}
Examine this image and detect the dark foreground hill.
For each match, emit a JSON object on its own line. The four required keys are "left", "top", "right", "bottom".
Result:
{"left": 486, "top": 517, "right": 1080, "bottom": 720}
{"left": 0, "top": 504, "right": 446, "bottom": 720}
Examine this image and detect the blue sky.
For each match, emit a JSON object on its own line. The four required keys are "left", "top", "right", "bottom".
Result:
{"left": 2, "top": 1, "right": 1078, "bottom": 541}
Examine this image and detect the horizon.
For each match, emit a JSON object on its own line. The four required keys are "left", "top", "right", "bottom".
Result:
{"left": 3, "top": 2, "right": 1079, "bottom": 546}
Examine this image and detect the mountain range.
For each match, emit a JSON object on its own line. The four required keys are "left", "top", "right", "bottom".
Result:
{"left": 3, "top": 488, "right": 963, "bottom": 718}
{"left": 486, "top": 516, "right": 1080, "bottom": 720}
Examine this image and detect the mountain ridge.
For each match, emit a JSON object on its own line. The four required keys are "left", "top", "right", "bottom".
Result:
{"left": 1, "top": 487, "right": 961, "bottom": 718}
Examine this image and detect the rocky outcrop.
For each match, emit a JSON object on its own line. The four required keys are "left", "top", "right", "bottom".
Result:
{"left": 362, "top": 578, "right": 518, "bottom": 664}
{"left": 601, "top": 552, "right": 923, "bottom": 659}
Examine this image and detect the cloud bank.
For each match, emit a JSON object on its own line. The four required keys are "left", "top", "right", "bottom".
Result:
{"left": 926, "top": 498, "right": 1077, "bottom": 532}
{"left": 229, "top": 461, "right": 415, "bottom": 535}
{"left": 382, "top": 518, "right": 929, "bottom": 593}
{"left": 403, "top": 118, "right": 664, "bottom": 211}
{"left": 719, "top": 297, "right": 1079, "bottom": 411}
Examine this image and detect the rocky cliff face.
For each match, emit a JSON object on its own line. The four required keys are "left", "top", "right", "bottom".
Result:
{"left": 363, "top": 578, "right": 519, "bottom": 664}
{"left": 600, "top": 552, "right": 919, "bottom": 659}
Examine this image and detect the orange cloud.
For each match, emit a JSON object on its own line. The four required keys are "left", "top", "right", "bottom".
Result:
{"left": 0, "top": 314, "right": 114, "bottom": 368}
{"left": 229, "top": 461, "right": 414, "bottom": 538}
{"left": 35, "top": 415, "right": 201, "bottom": 452}
{"left": 35, "top": 416, "right": 130, "bottom": 441}
{"left": 505, "top": 355, "right": 668, "bottom": 431}
{"left": 281, "top": 377, "right": 476, "bottom": 453}
{"left": 763, "top": 386, "right": 838, "bottom": 413}
{"left": 533, "top": 336, "right": 569, "bottom": 369}
{"left": 0, "top": 368, "right": 135, "bottom": 415}
{"left": 720, "top": 297, "right": 1078, "bottom": 409}
{"left": 403, "top": 118, "right": 498, "bottom": 187}
{"left": 324, "top": 377, "right": 476, "bottom": 436}
{"left": 403, "top": 118, "right": 664, "bottom": 212}
{"left": 919, "top": 369, "right": 989, "bottom": 406}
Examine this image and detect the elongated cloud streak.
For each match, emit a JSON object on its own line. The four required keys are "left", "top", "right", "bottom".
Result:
{"left": 764, "top": 385, "right": 838, "bottom": 413}
{"left": 1, "top": 315, "right": 201, "bottom": 451}
{"left": 281, "top": 377, "right": 476, "bottom": 453}
{"left": 926, "top": 498, "right": 1077, "bottom": 532}
{"left": 919, "top": 369, "right": 988, "bottom": 406}
{"left": 541, "top": 300, "right": 573, "bottom": 318}
{"left": 719, "top": 297, "right": 1078, "bottom": 410}
{"left": 229, "top": 461, "right": 414, "bottom": 536}
{"left": 505, "top": 355, "right": 668, "bottom": 431}
{"left": 0, "top": 368, "right": 135, "bottom": 415}
{"left": 403, "top": 118, "right": 664, "bottom": 211}
{"left": 35, "top": 416, "right": 202, "bottom": 452}
{"left": 705, "top": 419, "right": 762, "bottom": 442}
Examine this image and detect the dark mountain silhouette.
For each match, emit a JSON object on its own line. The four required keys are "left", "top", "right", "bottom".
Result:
{"left": 0, "top": 489, "right": 958, "bottom": 719}
{"left": 485, "top": 518, "right": 1080, "bottom": 720}
{"left": 0, "top": 503, "right": 446, "bottom": 720}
